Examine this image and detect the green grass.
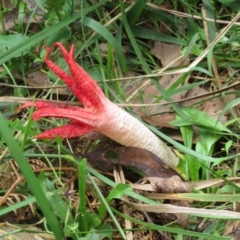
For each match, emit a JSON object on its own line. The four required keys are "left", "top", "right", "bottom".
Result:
{"left": 1, "top": 0, "right": 240, "bottom": 239}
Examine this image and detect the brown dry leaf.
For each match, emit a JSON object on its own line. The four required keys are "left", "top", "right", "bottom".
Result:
{"left": 141, "top": 113, "right": 176, "bottom": 128}
{"left": 26, "top": 71, "right": 51, "bottom": 87}
{"left": 150, "top": 42, "right": 183, "bottom": 68}
{"left": 26, "top": 71, "right": 71, "bottom": 95}
{"left": 132, "top": 42, "right": 189, "bottom": 127}
{"left": 201, "top": 92, "right": 236, "bottom": 122}
{"left": 147, "top": 176, "right": 190, "bottom": 193}
{"left": 181, "top": 86, "right": 208, "bottom": 109}
{"left": 182, "top": 86, "right": 236, "bottom": 123}
{"left": 80, "top": 146, "right": 179, "bottom": 178}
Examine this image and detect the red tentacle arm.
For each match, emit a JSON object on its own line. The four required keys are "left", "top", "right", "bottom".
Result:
{"left": 20, "top": 43, "right": 179, "bottom": 168}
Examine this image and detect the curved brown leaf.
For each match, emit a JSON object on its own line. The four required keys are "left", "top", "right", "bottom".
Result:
{"left": 80, "top": 146, "right": 180, "bottom": 178}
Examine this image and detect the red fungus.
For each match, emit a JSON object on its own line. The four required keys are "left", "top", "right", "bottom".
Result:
{"left": 20, "top": 43, "right": 178, "bottom": 168}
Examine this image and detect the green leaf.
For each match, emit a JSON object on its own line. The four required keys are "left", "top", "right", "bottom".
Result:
{"left": 76, "top": 211, "right": 101, "bottom": 233}
{"left": 170, "top": 108, "right": 232, "bottom": 133}
{"left": 98, "top": 183, "right": 132, "bottom": 219}
{"left": 197, "top": 129, "right": 221, "bottom": 156}
{"left": 50, "top": 193, "right": 75, "bottom": 225}
{"left": 224, "top": 140, "right": 233, "bottom": 155}
{"left": 97, "top": 224, "right": 113, "bottom": 240}
{"left": 78, "top": 227, "right": 110, "bottom": 240}
{"left": 187, "top": 156, "right": 201, "bottom": 181}
{"left": 107, "top": 183, "right": 132, "bottom": 200}
{"left": 179, "top": 120, "right": 193, "bottom": 149}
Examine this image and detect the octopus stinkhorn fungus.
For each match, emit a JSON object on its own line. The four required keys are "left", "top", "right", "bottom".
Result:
{"left": 19, "top": 43, "right": 179, "bottom": 168}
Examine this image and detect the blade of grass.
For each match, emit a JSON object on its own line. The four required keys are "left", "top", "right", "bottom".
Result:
{"left": 87, "top": 171, "right": 127, "bottom": 239}
{"left": 177, "top": 193, "right": 240, "bottom": 202}
{"left": 0, "top": 113, "right": 64, "bottom": 240}
{"left": 119, "top": 0, "right": 150, "bottom": 72}
{"left": 0, "top": 195, "right": 36, "bottom": 216}
{"left": 126, "top": 0, "right": 148, "bottom": 26}
{"left": 17, "top": 2, "right": 25, "bottom": 33}
{"left": 131, "top": 26, "right": 187, "bottom": 45}
{"left": 77, "top": 158, "right": 87, "bottom": 234}
{"left": 202, "top": 0, "right": 216, "bottom": 43}
{"left": 112, "top": 208, "right": 231, "bottom": 239}
{"left": 81, "top": 17, "right": 127, "bottom": 72}
{"left": 216, "top": 98, "right": 240, "bottom": 125}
